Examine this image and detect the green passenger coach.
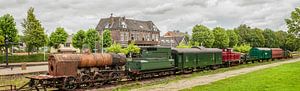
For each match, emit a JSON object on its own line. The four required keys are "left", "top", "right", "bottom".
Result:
{"left": 172, "top": 47, "right": 222, "bottom": 72}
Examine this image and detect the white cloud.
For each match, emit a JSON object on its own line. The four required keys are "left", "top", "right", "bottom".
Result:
{"left": 0, "top": 0, "right": 299, "bottom": 35}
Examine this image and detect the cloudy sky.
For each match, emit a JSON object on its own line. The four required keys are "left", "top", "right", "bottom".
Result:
{"left": 0, "top": 0, "right": 299, "bottom": 35}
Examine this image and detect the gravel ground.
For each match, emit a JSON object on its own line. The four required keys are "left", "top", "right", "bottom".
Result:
{"left": 131, "top": 58, "right": 300, "bottom": 91}
{"left": 0, "top": 65, "right": 48, "bottom": 76}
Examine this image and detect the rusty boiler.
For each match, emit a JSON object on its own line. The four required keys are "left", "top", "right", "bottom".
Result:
{"left": 79, "top": 53, "right": 126, "bottom": 68}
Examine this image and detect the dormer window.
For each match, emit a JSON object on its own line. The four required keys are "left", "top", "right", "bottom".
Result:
{"left": 153, "top": 25, "right": 158, "bottom": 31}
{"left": 105, "top": 23, "right": 109, "bottom": 28}
{"left": 121, "top": 21, "right": 127, "bottom": 28}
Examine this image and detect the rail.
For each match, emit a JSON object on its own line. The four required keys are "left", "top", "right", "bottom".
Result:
{"left": 0, "top": 85, "right": 16, "bottom": 91}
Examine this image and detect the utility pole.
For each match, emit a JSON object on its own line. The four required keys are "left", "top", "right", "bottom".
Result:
{"left": 5, "top": 37, "right": 8, "bottom": 67}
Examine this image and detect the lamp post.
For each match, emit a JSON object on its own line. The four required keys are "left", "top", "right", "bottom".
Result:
{"left": 5, "top": 37, "right": 9, "bottom": 67}
{"left": 101, "top": 30, "right": 104, "bottom": 53}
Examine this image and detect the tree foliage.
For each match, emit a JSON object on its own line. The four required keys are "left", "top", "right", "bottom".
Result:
{"left": 250, "top": 28, "right": 265, "bottom": 47}
{"left": 285, "top": 34, "right": 299, "bottom": 51}
{"left": 72, "top": 30, "right": 85, "bottom": 52}
{"left": 234, "top": 24, "right": 251, "bottom": 45}
{"left": 106, "top": 42, "right": 127, "bottom": 54}
{"left": 191, "top": 24, "right": 214, "bottom": 47}
{"left": 275, "top": 31, "right": 288, "bottom": 50}
{"left": 176, "top": 41, "right": 191, "bottom": 48}
{"left": 233, "top": 44, "right": 251, "bottom": 53}
{"left": 0, "top": 14, "right": 18, "bottom": 46}
{"left": 102, "top": 29, "right": 112, "bottom": 48}
{"left": 84, "top": 28, "right": 100, "bottom": 51}
{"left": 263, "top": 29, "right": 278, "bottom": 48}
{"left": 48, "top": 27, "right": 68, "bottom": 49}
{"left": 212, "top": 27, "right": 229, "bottom": 48}
{"left": 285, "top": 7, "right": 300, "bottom": 37}
{"left": 125, "top": 42, "right": 140, "bottom": 54}
{"left": 21, "top": 7, "right": 47, "bottom": 54}
{"left": 226, "top": 29, "right": 238, "bottom": 47}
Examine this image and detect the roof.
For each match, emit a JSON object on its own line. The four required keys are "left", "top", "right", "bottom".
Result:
{"left": 96, "top": 17, "right": 159, "bottom": 32}
{"left": 172, "top": 47, "right": 222, "bottom": 53}
{"left": 163, "top": 31, "right": 186, "bottom": 37}
{"left": 252, "top": 48, "right": 271, "bottom": 51}
{"left": 270, "top": 48, "right": 283, "bottom": 51}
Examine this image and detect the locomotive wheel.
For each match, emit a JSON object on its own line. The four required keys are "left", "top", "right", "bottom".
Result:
{"left": 109, "top": 72, "right": 121, "bottom": 81}
{"left": 93, "top": 74, "right": 105, "bottom": 87}
{"left": 63, "top": 76, "right": 77, "bottom": 90}
{"left": 79, "top": 74, "right": 92, "bottom": 88}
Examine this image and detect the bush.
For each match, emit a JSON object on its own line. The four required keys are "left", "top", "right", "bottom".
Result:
{"left": 0, "top": 53, "right": 48, "bottom": 63}
{"left": 233, "top": 44, "right": 251, "bottom": 53}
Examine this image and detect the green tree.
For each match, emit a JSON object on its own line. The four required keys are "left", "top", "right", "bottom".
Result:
{"left": 251, "top": 28, "right": 265, "bottom": 47}
{"left": 234, "top": 24, "right": 251, "bottom": 45}
{"left": 72, "top": 30, "right": 85, "bottom": 52}
{"left": 263, "top": 29, "right": 278, "bottom": 48}
{"left": 212, "top": 27, "right": 229, "bottom": 48}
{"left": 285, "top": 34, "right": 299, "bottom": 51}
{"left": 275, "top": 31, "right": 288, "bottom": 50}
{"left": 102, "top": 29, "right": 112, "bottom": 48}
{"left": 125, "top": 42, "right": 140, "bottom": 57}
{"left": 21, "top": 7, "right": 47, "bottom": 54}
{"left": 191, "top": 24, "right": 214, "bottom": 47}
{"left": 0, "top": 14, "right": 18, "bottom": 45}
{"left": 233, "top": 44, "right": 252, "bottom": 53}
{"left": 106, "top": 42, "right": 127, "bottom": 54}
{"left": 84, "top": 28, "right": 100, "bottom": 51}
{"left": 285, "top": 7, "right": 300, "bottom": 37}
{"left": 48, "top": 27, "right": 68, "bottom": 49}
{"left": 176, "top": 41, "right": 191, "bottom": 48}
{"left": 226, "top": 29, "right": 239, "bottom": 47}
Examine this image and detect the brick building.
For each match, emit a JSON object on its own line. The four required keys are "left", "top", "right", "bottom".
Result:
{"left": 96, "top": 15, "right": 160, "bottom": 46}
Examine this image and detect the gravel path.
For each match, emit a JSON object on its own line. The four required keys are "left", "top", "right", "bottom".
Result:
{"left": 0, "top": 65, "right": 48, "bottom": 76}
{"left": 131, "top": 58, "right": 300, "bottom": 91}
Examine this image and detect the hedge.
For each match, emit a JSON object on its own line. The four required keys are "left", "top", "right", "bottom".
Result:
{"left": 0, "top": 54, "right": 48, "bottom": 63}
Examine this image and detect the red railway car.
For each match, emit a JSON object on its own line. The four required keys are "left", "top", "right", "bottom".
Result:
{"left": 222, "top": 49, "right": 241, "bottom": 66}
{"left": 270, "top": 48, "right": 284, "bottom": 59}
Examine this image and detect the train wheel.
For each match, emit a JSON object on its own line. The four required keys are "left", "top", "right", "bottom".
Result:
{"left": 109, "top": 72, "right": 121, "bottom": 82}
{"left": 63, "top": 76, "right": 77, "bottom": 90}
{"left": 93, "top": 74, "right": 105, "bottom": 87}
{"left": 79, "top": 74, "right": 92, "bottom": 88}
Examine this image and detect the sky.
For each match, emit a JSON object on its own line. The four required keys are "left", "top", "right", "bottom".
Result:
{"left": 0, "top": 0, "right": 299, "bottom": 35}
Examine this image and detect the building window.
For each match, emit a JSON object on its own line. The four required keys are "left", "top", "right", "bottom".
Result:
{"left": 153, "top": 25, "right": 158, "bottom": 31}
{"left": 65, "top": 43, "right": 70, "bottom": 47}
{"left": 120, "top": 32, "right": 124, "bottom": 41}
{"left": 125, "top": 32, "right": 129, "bottom": 41}
{"left": 147, "top": 33, "right": 150, "bottom": 41}
{"left": 121, "top": 22, "right": 127, "bottom": 28}
{"left": 156, "top": 34, "right": 159, "bottom": 41}
{"left": 152, "top": 34, "right": 155, "bottom": 41}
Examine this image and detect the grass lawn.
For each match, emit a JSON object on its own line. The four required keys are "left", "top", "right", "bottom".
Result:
{"left": 182, "top": 60, "right": 300, "bottom": 91}
{"left": 114, "top": 59, "right": 292, "bottom": 91}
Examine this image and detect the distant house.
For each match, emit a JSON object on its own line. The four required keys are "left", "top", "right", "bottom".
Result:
{"left": 160, "top": 30, "right": 189, "bottom": 47}
{"left": 96, "top": 14, "right": 160, "bottom": 46}
{"left": 50, "top": 34, "right": 79, "bottom": 53}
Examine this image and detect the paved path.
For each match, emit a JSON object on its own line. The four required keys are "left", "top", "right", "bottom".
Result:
{"left": 132, "top": 58, "right": 300, "bottom": 91}
{"left": 0, "top": 62, "right": 48, "bottom": 67}
{"left": 0, "top": 65, "right": 48, "bottom": 76}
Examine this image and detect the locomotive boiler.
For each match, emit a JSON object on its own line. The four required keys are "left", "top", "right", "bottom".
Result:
{"left": 47, "top": 53, "right": 126, "bottom": 89}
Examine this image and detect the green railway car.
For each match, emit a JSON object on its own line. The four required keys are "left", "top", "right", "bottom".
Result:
{"left": 172, "top": 47, "right": 222, "bottom": 72}
{"left": 125, "top": 46, "right": 174, "bottom": 73}
{"left": 249, "top": 48, "right": 272, "bottom": 61}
